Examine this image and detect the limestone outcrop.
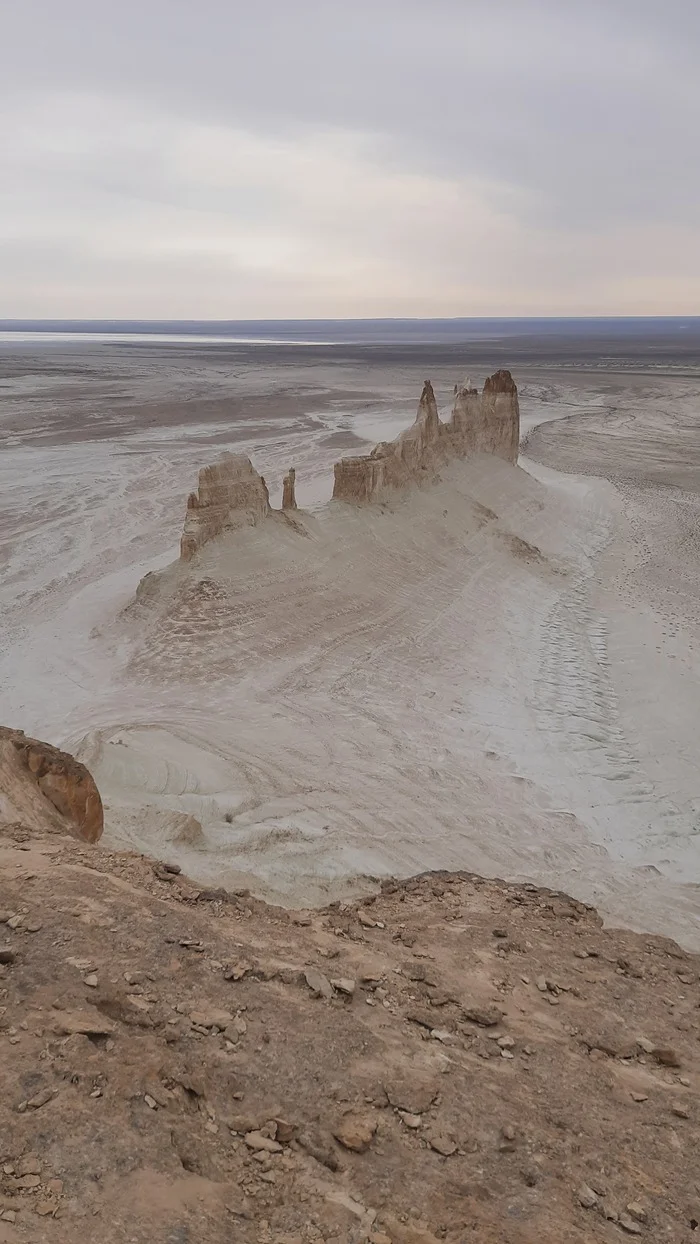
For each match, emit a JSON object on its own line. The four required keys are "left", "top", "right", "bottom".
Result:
{"left": 0, "top": 727, "right": 103, "bottom": 843}
{"left": 177, "top": 372, "right": 520, "bottom": 558}
{"left": 282, "top": 467, "right": 297, "bottom": 510}
{"left": 332, "top": 370, "right": 519, "bottom": 505}
{"left": 180, "top": 453, "right": 271, "bottom": 561}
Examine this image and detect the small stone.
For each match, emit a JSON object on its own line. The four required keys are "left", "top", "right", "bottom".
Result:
{"left": 626, "top": 1203, "right": 647, "bottom": 1224}
{"left": 462, "top": 1005, "right": 503, "bottom": 1028}
{"left": 26, "top": 920, "right": 43, "bottom": 932}
{"left": 398, "top": 1111, "right": 422, "bottom": 1129}
{"left": 144, "top": 1094, "right": 157, "bottom": 1109}
{"left": 358, "top": 910, "right": 376, "bottom": 928}
{"left": 53, "top": 1009, "right": 115, "bottom": 1036}
{"left": 272, "top": 1118, "right": 296, "bottom": 1144}
{"left": 332, "top": 1113, "right": 378, "bottom": 1153}
{"left": 36, "top": 1199, "right": 58, "bottom": 1216}
{"left": 331, "top": 978, "right": 356, "bottom": 996}
{"left": 1, "top": 1211, "right": 16, "bottom": 1223}
{"left": 189, "top": 1008, "right": 233, "bottom": 1030}
{"left": 618, "top": 1213, "right": 643, "bottom": 1235}
{"left": 679, "top": 1076, "right": 690, "bottom": 1086}
{"left": 492, "top": 928, "right": 508, "bottom": 938}
{"left": 672, "top": 1103, "right": 690, "bottom": 1119}
{"left": 501, "top": 1125, "right": 516, "bottom": 1142}
{"left": 7, "top": 915, "right": 23, "bottom": 929}
{"left": 16, "top": 1173, "right": 41, "bottom": 1188}
{"left": 83, "top": 973, "right": 99, "bottom": 988}
{"left": 0, "top": 947, "right": 16, "bottom": 964}
{"left": 223, "top": 962, "right": 252, "bottom": 982}
{"left": 304, "top": 968, "right": 333, "bottom": 1000}
{"left": 654, "top": 1046, "right": 681, "bottom": 1068}
{"left": 27, "top": 1087, "right": 55, "bottom": 1110}
{"left": 17, "top": 1155, "right": 41, "bottom": 1176}
{"left": 244, "top": 1131, "right": 283, "bottom": 1154}
{"left": 636, "top": 1037, "right": 655, "bottom": 1054}
{"left": 577, "top": 1184, "right": 598, "bottom": 1209}
{"left": 536, "top": 975, "right": 548, "bottom": 992}
{"left": 429, "top": 1134, "right": 457, "bottom": 1157}
{"left": 631, "top": 1092, "right": 648, "bottom": 1102}
{"left": 497, "top": 1036, "right": 515, "bottom": 1049}
{"left": 521, "top": 1166, "right": 539, "bottom": 1187}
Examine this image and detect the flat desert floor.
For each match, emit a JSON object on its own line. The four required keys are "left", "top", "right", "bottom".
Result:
{"left": 1, "top": 335, "right": 699, "bottom": 947}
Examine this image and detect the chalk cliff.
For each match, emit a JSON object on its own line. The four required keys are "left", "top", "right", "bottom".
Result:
{"left": 0, "top": 727, "right": 103, "bottom": 843}
{"left": 180, "top": 453, "right": 271, "bottom": 561}
{"left": 333, "top": 370, "right": 519, "bottom": 505}
{"left": 177, "top": 372, "right": 519, "bottom": 558}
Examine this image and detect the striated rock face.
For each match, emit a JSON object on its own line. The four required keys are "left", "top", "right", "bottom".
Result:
{"left": 333, "top": 370, "right": 519, "bottom": 505}
{"left": 177, "top": 372, "right": 520, "bottom": 557}
{"left": 282, "top": 467, "right": 297, "bottom": 510}
{"left": 180, "top": 453, "right": 271, "bottom": 561}
{"left": 0, "top": 727, "right": 103, "bottom": 843}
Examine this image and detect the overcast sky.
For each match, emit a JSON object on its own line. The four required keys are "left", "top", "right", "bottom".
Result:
{"left": 2, "top": 0, "right": 699, "bottom": 317}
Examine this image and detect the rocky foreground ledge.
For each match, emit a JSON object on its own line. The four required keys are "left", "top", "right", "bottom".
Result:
{"left": 0, "top": 820, "right": 698, "bottom": 1244}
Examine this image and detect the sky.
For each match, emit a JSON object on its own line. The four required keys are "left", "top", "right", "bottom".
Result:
{"left": 2, "top": 0, "right": 699, "bottom": 318}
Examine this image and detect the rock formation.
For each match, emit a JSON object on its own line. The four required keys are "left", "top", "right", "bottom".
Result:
{"left": 333, "top": 370, "right": 519, "bottom": 505}
{"left": 177, "top": 372, "right": 520, "bottom": 558}
{"left": 180, "top": 453, "right": 271, "bottom": 561}
{"left": 282, "top": 467, "right": 297, "bottom": 510}
{"left": 0, "top": 727, "right": 103, "bottom": 843}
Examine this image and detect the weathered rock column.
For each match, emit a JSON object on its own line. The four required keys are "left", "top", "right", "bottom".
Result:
{"left": 282, "top": 468, "right": 298, "bottom": 510}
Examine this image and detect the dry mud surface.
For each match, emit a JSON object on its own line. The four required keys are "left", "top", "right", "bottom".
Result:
{"left": 1, "top": 820, "right": 699, "bottom": 1244}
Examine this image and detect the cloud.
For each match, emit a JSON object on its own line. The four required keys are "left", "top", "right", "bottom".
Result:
{"left": 1, "top": 0, "right": 699, "bottom": 315}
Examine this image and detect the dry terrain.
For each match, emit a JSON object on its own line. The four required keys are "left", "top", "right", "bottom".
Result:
{"left": 1, "top": 819, "right": 699, "bottom": 1244}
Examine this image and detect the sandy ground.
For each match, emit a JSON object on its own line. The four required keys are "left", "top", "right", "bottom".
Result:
{"left": 1, "top": 344, "right": 699, "bottom": 947}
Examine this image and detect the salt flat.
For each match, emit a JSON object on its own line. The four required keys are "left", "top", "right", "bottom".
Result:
{"left": 1, "top": 338, "right": 699, "bottom": 945}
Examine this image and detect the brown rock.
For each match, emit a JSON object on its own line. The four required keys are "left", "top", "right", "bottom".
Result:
{"left": 654, "top": 1046, "right": 681, "bottom": 1067}
{"left": 384, "top": 1076, "right": 438, "bottom": 1115}
{"left": 244, "top": 1131, "right": 283, "bottom": 1154}
{"left": 26, "top": 1087, "right": 56, "bottom": 1111}
{"left": 0, "top": 727, "right": 103, "bottom": 843}
{"left": 618, "top": 1213, "right": 643, "bottom": 1235}
{"left": 428, "top": 1134, "right": 457, "bottom": 1157}
{"left": 17, "top": 1156, "right": 41, "bottom": 1177}
{"left": 332, "top": 1112, "right": 378, "bottom": 1153}
{"left": 189, "top": 1008, "right": 233, "bottom": 1030}
{"left": 304, "top": 968, "right": 333, "bottom": 1000}
{"left": 272, "top": 1118, "right": 296, "bottom": 1144}
{"left": 462, "top": 1005, "right": 504, "bottom": 1028}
